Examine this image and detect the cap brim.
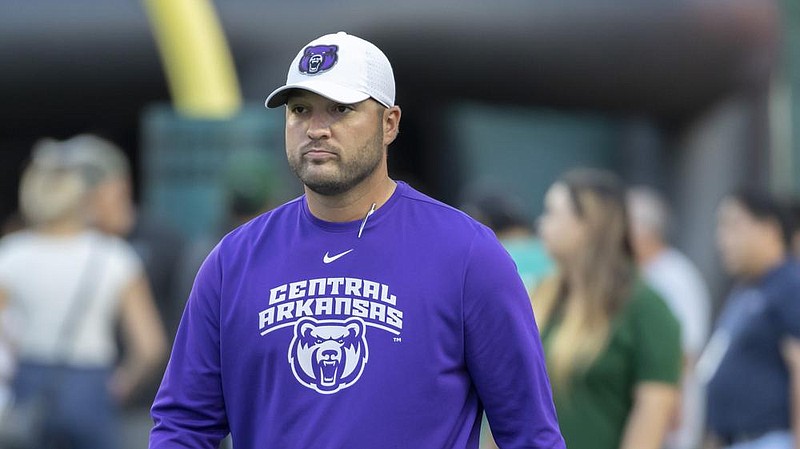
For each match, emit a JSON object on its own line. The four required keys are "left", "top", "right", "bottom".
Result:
{"left": 265, "top": 80, "right": 371, "bottom": 108}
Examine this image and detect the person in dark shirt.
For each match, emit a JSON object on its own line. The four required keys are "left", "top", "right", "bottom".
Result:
{"left": 703, "top": 188, "right": 800, "bottom": 449}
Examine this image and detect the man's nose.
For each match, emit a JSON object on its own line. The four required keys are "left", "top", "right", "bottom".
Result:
{"left": 307, "top": 112, "right": 332, "bottom": 140}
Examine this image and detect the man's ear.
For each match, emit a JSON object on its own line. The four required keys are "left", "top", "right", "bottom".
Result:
{"left": 383, "top": 106, "right": 402, "bottom": 147}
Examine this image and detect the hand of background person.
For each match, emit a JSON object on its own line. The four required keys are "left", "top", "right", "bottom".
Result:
{"left": 108, "top": 368, "right": 136, "bottom": 404}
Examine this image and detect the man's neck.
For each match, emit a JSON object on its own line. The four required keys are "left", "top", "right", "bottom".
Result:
{"left": 305, "top": 175, "right": 397, "bottom": 223}
{"left": 745, "top": 246, "right": 786, "bottom": 281}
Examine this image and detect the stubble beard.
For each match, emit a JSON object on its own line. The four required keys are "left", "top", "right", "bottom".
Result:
{"left": 290, "top": 127, "right": 385, "bottom": 197}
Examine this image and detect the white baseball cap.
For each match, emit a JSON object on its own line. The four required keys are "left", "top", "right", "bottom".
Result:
{"left": 265, "top": 31, "right": 395, "bottom": 109}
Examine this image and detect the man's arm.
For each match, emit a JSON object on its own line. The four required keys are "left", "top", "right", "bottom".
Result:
{"left": 782, "top": 337, "right": 800, "bottom": 449}
{"left": 463, "top": 228, "right": 565, "bottom": 449}
{"left": 150, "top": 245, "right": 229, "bottom": 449}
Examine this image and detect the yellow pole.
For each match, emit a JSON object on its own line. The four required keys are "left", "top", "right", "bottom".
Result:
{"left": 143, "top": 0, "right": 241, "bottom": 118}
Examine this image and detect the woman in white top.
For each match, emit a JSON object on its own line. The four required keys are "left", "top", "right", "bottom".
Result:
{"left": 0, "top": 136, "right": 166, "bottom": 449}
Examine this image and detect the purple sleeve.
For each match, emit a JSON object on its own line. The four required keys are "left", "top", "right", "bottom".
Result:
{"left": 150, "top": 245, "right": 229, "bottom": 448}
{"left": 463, "top": 228, "right": 565, "bottom": 449}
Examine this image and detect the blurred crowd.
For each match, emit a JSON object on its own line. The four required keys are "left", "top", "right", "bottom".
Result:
{"left": 1, "top": 135, "right": 799, "bottom": 449}
{"left": 465, "top": 170, "right": 800, "bottom": 449}
{"left": 0, "top": 135, "right": 273, "bottom": 449}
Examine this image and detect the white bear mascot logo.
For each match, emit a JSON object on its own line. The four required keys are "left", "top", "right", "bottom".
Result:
{"left": 289, "top": 317, "right": 368, "bottom": 394}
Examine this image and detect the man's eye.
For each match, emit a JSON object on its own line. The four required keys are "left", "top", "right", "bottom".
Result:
{"left": 290, "top": 105, "right": 306, "bottom": 114}
{"left": 335, "top": 105, "right": 352, "bottom": 113}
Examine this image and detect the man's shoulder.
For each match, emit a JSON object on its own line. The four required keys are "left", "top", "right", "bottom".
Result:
{"left": 397, "top": 182, "right": 489, "bottom": 236}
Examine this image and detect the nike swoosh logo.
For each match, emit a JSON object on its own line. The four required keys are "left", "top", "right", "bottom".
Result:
{"left": 323, "top": 249, "right": 354, "bottom": 264}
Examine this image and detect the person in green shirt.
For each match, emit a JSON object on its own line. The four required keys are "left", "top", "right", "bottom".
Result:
{"left": 532, "top": 168, "right": 682, "bottom": 449}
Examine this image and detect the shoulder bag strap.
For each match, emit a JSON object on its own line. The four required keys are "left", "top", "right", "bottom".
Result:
{"left": 51, "top": 237, "right": 104, "bottom": 363}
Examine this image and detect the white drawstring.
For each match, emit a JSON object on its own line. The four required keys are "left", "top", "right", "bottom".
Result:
{"left": 357, "top": 203, "right": 377, "bottom": 239}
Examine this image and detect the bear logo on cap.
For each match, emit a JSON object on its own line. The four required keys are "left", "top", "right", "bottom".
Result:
{"left": 298, "top": 45, "right": 338, "bottom": 75}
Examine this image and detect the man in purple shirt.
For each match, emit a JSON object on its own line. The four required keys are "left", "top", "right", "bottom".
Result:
{"left": 149, "top": 31, "right": 564, "bottom": 449}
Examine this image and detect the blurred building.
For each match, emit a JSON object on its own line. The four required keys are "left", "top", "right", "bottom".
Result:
{"left": 0, "top": 0, "right": 797, "bottom": 307}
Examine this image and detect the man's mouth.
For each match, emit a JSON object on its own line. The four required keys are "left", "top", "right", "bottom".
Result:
{"left": 305, "top": 148, "right": 334, "bottom": 155}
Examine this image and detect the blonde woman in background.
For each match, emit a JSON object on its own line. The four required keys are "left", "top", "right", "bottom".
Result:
{"left": 0, "top": 136, "right": 166, "bottom": 449}
{"left": 532, "top": 168, "right": 681, "bottom": 449}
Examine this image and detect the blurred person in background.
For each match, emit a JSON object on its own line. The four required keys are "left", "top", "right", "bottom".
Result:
{"left": 532, "top": 168, "right": 681, "bottom": 449}
{"left": 627, "top": 186, "right": 711, "bottom": 449}
{"left": 68, "top": 135, "right": 185, "bottom": 449}
{"left": 77, "top": 135, "right": 186, "bottom": 348}
{"left": 0, "top": 136, "right": 166, "bottom": 449}
{"left": 702, "top": 188, "right": 800, "bottom": 449}
{"left": 462, "top": 190, "right": 554, "bottom": 292}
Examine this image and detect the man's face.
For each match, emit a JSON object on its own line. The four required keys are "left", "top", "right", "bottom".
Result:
{"left": 716, "top": 197, "right": 761, "bottom": 276}
{"left": 285, "top": 91, "right": 386, "bottom": 196}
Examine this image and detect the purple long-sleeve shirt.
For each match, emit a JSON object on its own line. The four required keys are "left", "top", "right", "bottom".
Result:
{"left": 150, "top": 181, "right": 564, "bottom": 449}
